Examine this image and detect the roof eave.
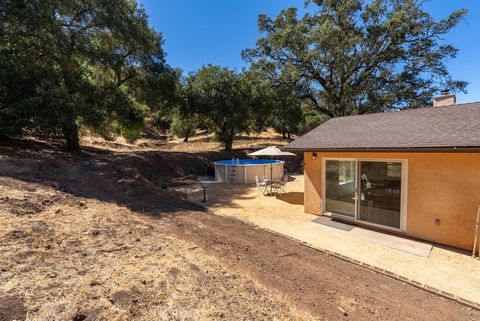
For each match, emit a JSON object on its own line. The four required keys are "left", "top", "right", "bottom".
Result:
{"left": 283, "top": 146, "right": 480, "bottom": 153}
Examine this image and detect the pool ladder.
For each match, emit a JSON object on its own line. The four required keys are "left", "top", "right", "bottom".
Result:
{"left": 227, "top": 166, "right": 237, "bottom": 184}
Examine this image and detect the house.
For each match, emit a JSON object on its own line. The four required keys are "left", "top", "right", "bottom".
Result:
{"left": 285, "top": 95, "right": 480, "bottom": 250}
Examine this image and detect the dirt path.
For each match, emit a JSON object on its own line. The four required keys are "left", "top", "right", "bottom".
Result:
{"left": 165, "top": 212, "right": 479, "bottom": 321}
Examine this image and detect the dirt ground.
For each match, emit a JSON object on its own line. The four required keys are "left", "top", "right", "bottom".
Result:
{"left": 167, "top": 212, "right": 479, "bottom": 321}
{"left": 0, "top": 178, "right": 312, "bottom": 321}
{"left": 1, "top": 135, "right": 479, "bottom": 320}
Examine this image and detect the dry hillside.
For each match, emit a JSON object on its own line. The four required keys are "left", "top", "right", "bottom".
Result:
{"left": 0, "top": 135, "right": 311, "bottom": 321}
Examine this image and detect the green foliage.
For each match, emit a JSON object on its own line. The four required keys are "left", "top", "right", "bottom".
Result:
{"left": 0, "top": 0, "right": 174, "bottom": 150}
{"left": 243, "top": 0, "right": 468, "bottom": 118}
{"left": 168, "top": 73, "right": 202, "bottom": 142}
{"left": 239, "top": 70, "right": 269, "bottom": 134}
{"left": 298, "top": 103, "right": 328, "bottom": 135}
{"left": 170, "top": 112, "right": 198, "bottom": 142}
{"left": 184, "top": 65, "right": 252, "bottom": 151}
{"left": 266, "top": 85, "right": 303, "bottom": 139}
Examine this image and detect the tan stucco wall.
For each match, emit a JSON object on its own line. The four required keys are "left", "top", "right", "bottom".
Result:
{"left": 304, "top": 152, "right": 323, "bottom": 215}
{"left": 304, "top": 151, "right": 480, "bottom": 250}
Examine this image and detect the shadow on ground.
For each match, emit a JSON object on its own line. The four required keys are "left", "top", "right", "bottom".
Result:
{"left": 0, "top": 137, "right": 302, "bottom": 215}
{"left": 276, "top": 192, "right": 304, "bottom": 206}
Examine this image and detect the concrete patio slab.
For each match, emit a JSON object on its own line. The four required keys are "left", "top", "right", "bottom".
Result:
{"left": 175, "top": 175, "right": 480, "bottom": 305}
{"left": 309, "top": 220, "right": 433, "bottom": 257}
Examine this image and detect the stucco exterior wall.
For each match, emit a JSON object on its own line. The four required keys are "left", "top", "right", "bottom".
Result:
{"left": 304, "top": 151, "right": 480, "bottom": 250}
{"left": 304, "top": 152, "right": 323, "bottom": 215}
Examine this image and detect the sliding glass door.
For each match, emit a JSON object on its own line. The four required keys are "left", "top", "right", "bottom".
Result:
{"left": 325, "top": 160, "right": 356, "bottom": 218}
{"left": 324, "top": 159, "right": 403, "bottom": 230}
{"left": 358, "top": 161, "right": 402, "bottom": 229}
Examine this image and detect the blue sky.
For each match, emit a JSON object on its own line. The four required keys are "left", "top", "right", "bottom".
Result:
{"left": 139, "top": 0, "right": 480, "bottom": 103}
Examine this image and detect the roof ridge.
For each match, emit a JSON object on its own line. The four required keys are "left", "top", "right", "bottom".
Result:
{"left": 328, "top": 101, "right": 480, "bottom": 121}
{"left": 286, "top": 101, "right": 480, "bottom": 150}
{"left": 453, "top": 101, "right": 480, "bottom": 106}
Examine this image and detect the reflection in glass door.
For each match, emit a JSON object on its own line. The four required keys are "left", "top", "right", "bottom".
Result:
{"left": 325, "top": 160, "right": 356, "bottom": 218}
{"left": 358, "top": 161, "right": 402, "bottom": 228}
{"left": 324, "top": 159, "right": 403, "bottom": 230}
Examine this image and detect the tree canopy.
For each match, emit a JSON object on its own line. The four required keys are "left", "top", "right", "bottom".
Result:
{"left": 183, "top": 65, "right": 254, "bottom": 151}
{"left": 0, "top": 0, "right": 469, "bottom": 151}
{"left": 0, "top": 0, "right": 175, "bottom": 150}
{"left": 243, "top": 0, "right": 468, "bottom": 118}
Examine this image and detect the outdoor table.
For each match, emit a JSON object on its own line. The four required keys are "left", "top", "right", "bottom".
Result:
{"left": 262, "top": 178, "right": 281, "bottom": 195}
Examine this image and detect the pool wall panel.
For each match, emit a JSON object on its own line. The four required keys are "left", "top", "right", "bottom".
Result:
{"left": 214, "top": 161, "right": 284, "bottom": 184}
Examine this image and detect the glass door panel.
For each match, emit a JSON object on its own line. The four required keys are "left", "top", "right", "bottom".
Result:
{"left": 358, "top": 161, "right": 402, "bottom": 228}
{"left": 325, "top": 160, "right": 356, "bottom": 218}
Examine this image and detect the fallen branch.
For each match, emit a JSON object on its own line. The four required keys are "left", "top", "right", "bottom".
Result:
{"left": 278, "top": 252, "right": 296, "bottom": 258}
{"left": 97, "top": 246, "right": 131, "bottom": 253}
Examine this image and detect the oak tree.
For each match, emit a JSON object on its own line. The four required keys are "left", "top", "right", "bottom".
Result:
{"left": 0, "top": 0, "right": 174, "bottom": 150}
{"left": 243, "top": 0, "right": 468, "bottom": 118}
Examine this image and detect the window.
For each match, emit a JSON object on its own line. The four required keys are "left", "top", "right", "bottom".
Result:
{"left": 339, "top": 161, "right": 355, "bottom": 185}
{"left": 387, "top": 162, "right": 402, "bottom": 178}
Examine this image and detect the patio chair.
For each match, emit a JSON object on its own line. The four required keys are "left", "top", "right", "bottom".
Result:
{"left": 261, "top": 176, "right": 271, "bottom": 183}
{"left": 275, "top": 174, "right": 289, "bottom": 194}
{"left": 255, "top": 176, "right": 268, "bottom": 195}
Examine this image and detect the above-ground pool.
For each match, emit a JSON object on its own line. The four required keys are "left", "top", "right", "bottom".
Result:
{"left": 214, "top": 159, "right": 284, "bottom": 184}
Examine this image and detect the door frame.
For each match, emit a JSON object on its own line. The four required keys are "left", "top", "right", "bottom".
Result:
{"left": 322, "top": 157, "right": 408, "bottom": 232}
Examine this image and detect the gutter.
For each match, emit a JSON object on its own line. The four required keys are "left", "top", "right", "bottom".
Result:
{"left": 283, "top": 146, "right": 480, "bottom": 153}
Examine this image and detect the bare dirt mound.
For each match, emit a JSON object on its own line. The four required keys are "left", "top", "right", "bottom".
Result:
{"left": 0, "top": 138, "right": 201, "bottom": 213}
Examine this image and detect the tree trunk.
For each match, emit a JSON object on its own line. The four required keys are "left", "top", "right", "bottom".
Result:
{"left": 287, "top": 132, "right": 291, "bottom": 139}
{"left": 59, "top": 55, "right": 81, "bottom": 152}
{"left": 224, "top": 138, "right": 233, "bottom": 151}
{"left": 282, "top": 132, "right": 286, "bottom": 139}
{"left": 62, "top": 121, "right": 80, "bottom": 151}
{"left": 183, "top": 129, "right": 193, "bottom": 142}
{"left": 219, "top": 127, "right": 235, "bottom": 151}
{"left": 222, "top": 132, "right": 235, "bottom": 151}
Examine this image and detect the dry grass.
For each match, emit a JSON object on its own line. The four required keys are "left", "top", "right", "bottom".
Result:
{"left": 166, "top": 130, "right": 291, "bottom": 153}
{"left": 0, "top": 178, "right": 313, "bottom": 321}
{"left": 81, "top": 129, "right": 292, "bottom": 153}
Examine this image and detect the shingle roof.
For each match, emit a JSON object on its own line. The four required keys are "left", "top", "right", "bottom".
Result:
{"left": 285, "top": 102, "right": 480, "bottom": 151}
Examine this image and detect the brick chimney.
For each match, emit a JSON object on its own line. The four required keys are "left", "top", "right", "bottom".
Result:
{"left": 433, "top": 90, "right": 456, "bottom": 107}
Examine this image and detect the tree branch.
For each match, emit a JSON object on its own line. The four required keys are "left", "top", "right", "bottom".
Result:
{"left": 301, "top": 93, "right": 334, "bottom": 118}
